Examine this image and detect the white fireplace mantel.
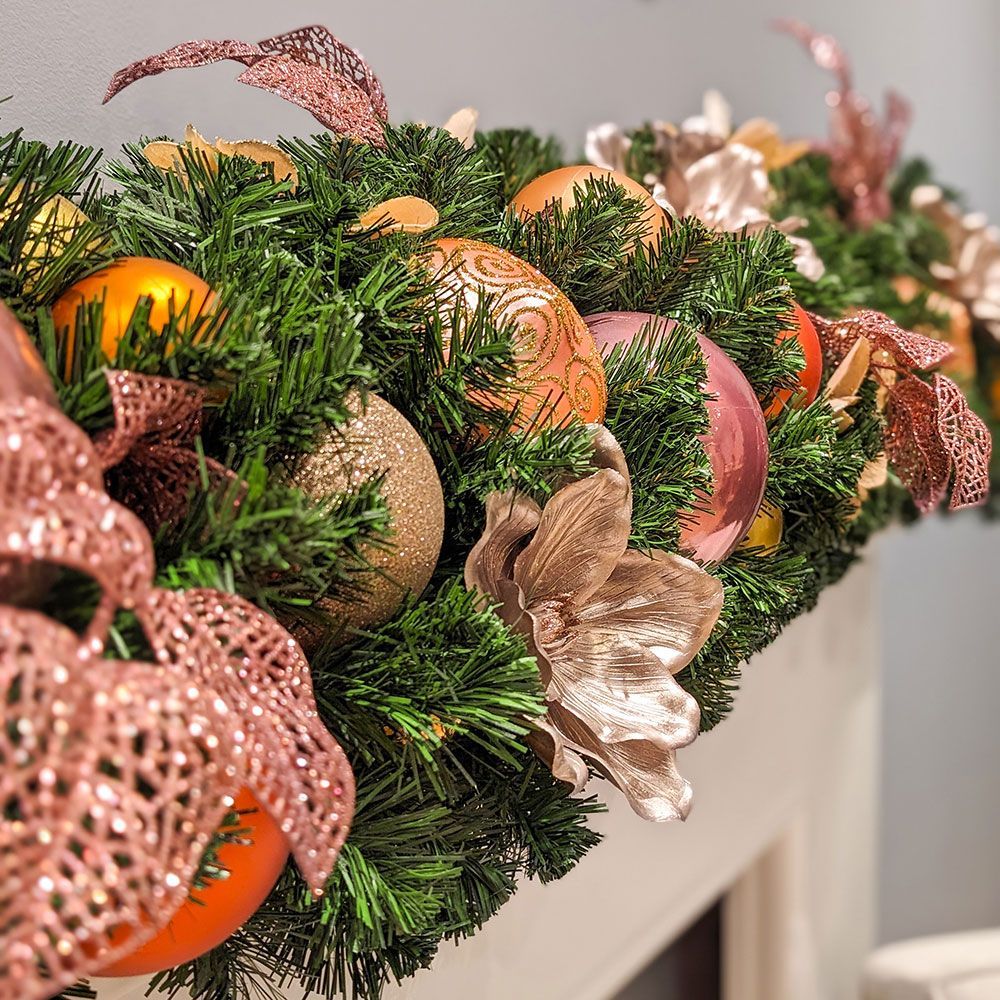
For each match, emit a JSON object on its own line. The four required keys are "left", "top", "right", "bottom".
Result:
{"left": 387, "top": 556, "right": 880, "bottom": 1000}
{"left": 95, "top": 558, "right": 879, "bottom": 1000}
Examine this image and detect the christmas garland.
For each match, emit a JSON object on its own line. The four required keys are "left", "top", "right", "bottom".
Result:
{"left": 0, "top": 20, "right": 994, "bottom": 1000}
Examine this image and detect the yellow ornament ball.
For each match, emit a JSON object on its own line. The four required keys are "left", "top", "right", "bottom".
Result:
{"left": 511, "top": 165, "right": 668, "bottom": 252}
{"left": 738, "top": 501, "right": 784, "bottom": 556}
{"left": 51, "top": 256, "right": 217, "bottom": 376}
{"left": 288, "top": 391, "right": 445, "bottom": 642}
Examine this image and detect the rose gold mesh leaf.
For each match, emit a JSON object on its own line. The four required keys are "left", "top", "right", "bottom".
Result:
{"left": 0, "top": 397, "right": 106, "bottom": 604}
{"left": 0, "top": 491, "right": 154, "bottom": 644}
{"left": 94, "top": 371, "right": 205, "bottom": 468}
{"left": 934, "top": 374, "right": 992, "bottom": 510}
{"left": 95, "top": 370, "right": 239, "bottom": 533}
{"left": 809, "top": 310, "right": 954, "bottom": 372}
{"left": 258, "top": 24, "right": 388, "bottom": 121}
{"left": 104, "top": 27, "right": 387, "bottom": 146}
{"left": 884, "top": 377, "right": 951, "bottom": 513}
{"left": 237, "top": 57, "right": 386, "bottom": 149}
{"left": 104, "top": 39, "right": 262, "bottom": 103}
{"left": 0, "top": 606, "right": 242, "bottom": 1000}
{"left": 0, "top": 394, "right": 356, "bottom": 999}
{"left": 137, "top": 588, "right": 355, "bottom": 891}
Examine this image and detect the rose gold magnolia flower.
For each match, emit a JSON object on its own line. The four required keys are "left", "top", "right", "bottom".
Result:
{"left": 464, "top": 431, "right": 724, "bottom": 821}
{"left": 586, "top": 92, "right": 822, "bottom": 280}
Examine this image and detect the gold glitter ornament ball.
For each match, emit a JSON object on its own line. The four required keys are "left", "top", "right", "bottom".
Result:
{"left": 289, "top": 391, "right": 445, "bottom": 637}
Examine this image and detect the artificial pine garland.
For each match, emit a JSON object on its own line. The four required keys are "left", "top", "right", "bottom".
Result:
{"left": 0, "top": 21, "right": 994, "bottom": 1000}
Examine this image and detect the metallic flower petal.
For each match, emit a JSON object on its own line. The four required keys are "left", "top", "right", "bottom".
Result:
{"left": 571, "top": 549, "right": 724, "bottom": 675}
{"left": 464, "top": 490, "right": 542, "bottom": 601}
{"left": 547, "top": 702, "right": 695, "bottom": 822}
{"left": 683, "top": 144, "right": 771, "bottom": 232}
{"left": 526, "top": 717, "right": 590, "bottom": 793}
{"left": 513, "top": 468, "right": 631, "bottom": 611}
{"left": 544, "top": 633, "right": 701, "bottom": 749}
{"left": 585, "top": 123, "right": 631, "bottom": 174}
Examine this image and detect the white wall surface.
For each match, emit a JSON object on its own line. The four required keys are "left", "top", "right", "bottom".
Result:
{"left": 7, "top": 0, "right": 1000, "bottom": 952}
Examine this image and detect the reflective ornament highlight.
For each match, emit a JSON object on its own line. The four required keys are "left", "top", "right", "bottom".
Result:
{"left": 98, "top": 788, "right": 289, "bottom": 977}
{"left": 425, "top": 238, "right": 607, "bottom": 427}
{"left": 50, "top": 256, "right": 217, "bottom": 376}
{"left": 586, "top": 311, "right": 769, "bottom": 565}
{"left": 287, "top": 391, "right": 445, "bottom": 639}
{"left": 510, "top": 165, "right": 668, "bottom": 252}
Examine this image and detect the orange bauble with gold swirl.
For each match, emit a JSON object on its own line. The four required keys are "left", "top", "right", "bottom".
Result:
{"left": 423, "top": 238, "right": 607, "bottom": 427}
{"left": 51, "top": 257, "right": 217, "bottom": 376}
{"left": 511, "top": 165, "right": 668, "bottom": 252}
{"left": 97, "top": 788, "right": 289, "bottom": 977}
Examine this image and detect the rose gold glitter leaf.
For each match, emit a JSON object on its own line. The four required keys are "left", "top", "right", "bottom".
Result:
{"left": 257, "top": 24, "right": 388, "bottom": 121}
{"left": 104, "top": 39, "right": 262, "bottom": 103}
{"left": 810, "top": 309, "right": 955, "bottom": 372}
{"left": 105, "top": 27, "right": 387, "bottom": 147}
{"left": 884, "top": 377, "right": 951, "bottom": 513}
{"left": 0, "top": 607, "right": 242, "bottom": 999}
{"left": 137, "top": 588, "right": 355, "bottom": 890}
{"left": 776, "top": 20, "right": 910, "bottom": 227}
{"left": 0, "top": 393, "right": 356, "bottom": 997}
{"left": 934, "top": 374, "right": 992, "bottom": 510}
{"left": 95, "top": 370, "right": 238, "bottom": 533}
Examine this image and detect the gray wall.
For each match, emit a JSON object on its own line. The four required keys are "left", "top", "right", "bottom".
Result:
{"left": 8, "top": 0, "right": 1000, "bottom": 948}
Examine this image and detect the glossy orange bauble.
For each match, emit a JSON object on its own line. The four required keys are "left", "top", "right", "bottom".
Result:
{"left": 98, "top": 788, "right": 289, "bottom": 977}
{"left": 511, "top": 165, "right": 668, "bottom": 252}
{"left": 765, "top": 303, "right": 823, "bottom": 418}
{"left": 424, "top": 238, "right": 607, "bottom": 427}
{"left": 51, "top": 257, "right": 216, "bottom": 376}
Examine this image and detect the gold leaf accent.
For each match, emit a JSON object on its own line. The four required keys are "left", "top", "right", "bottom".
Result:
{"left": 823, "top": 337, "right": 871, "bottom": 431}
{"left": 730, "top": 118, "right": 810, "bottom": 172}
{"left": 442, "top": 107, "right": 479, "bottom": 149}
{"left": 355, "top": 196, "right": 440, "bottom": 237}
{"left": 142, "top": 124, "right": 298, "bottom": 191}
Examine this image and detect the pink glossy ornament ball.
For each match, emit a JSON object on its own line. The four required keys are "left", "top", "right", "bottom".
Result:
{"left": 585, "top": 311, "right": 769, "bottom": 565}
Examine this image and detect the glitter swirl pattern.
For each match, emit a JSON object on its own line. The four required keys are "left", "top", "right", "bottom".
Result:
{"left": 0, "top": 394, "right": 355, "bottom": 1000}
{"left": 425, "top": 239, "right": 608, "bottom": 427}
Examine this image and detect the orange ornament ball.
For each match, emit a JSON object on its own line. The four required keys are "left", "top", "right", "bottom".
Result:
{"left": 511, "top": 165, "right": 668, "bottom": 251}
{"left": 424, "top": 238, "right": 607, "bottom": 427}
{"left": 51, "top": 256, "right": 217, "bottom": 376}
{"left": 765, "top": 303, "right": 823, "bottom": 418}
{"left": 98, "top": 788, "right": 288, "bottom": 977}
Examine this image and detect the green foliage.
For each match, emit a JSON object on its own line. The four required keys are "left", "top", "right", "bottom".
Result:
{"left": 475, "top": 127, "right": 564, "bottom": 202}
{"left": 2, "top": 114, "right": 968, "bottom": 1000}
{"left": 770, "top": 152, "right": 950, "bottom": 329}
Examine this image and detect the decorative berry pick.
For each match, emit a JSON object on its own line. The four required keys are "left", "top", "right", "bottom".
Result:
{"left": 776, "top": 19, "right": 911, "bottom": 227}
{"left": 104, "top": 25, "right": 388, "bottom": 147}
{"left": 0, "top": 394, "right": 355, "bottom": 1000}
